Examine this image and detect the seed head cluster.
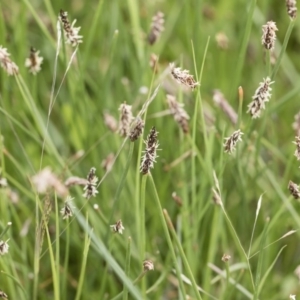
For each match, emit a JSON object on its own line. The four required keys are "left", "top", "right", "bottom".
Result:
{"left": 0, "top": 46, "right": 19, "bottom": 76}
{"left": 166, "top": 94, "right": 190, "bottom": 134}
{"left": 288, "top": 180, "right": 300, "bottom": 199}
{"left": 286, "top": 0, "right": 297, "bottom": 19}
{"left": 59, "top": 10, "right": 83, "bottom": 47}
{"left": 148, "top": 12, "right": 165, "bottom": 45}
{"left": 140, "top": 127, "right": 159, "bottom": 175}
{"left": 83, "top": 167, "right": 98, "bottom": 199}
{"left": 223, "top": 129, "right": 243, "bottom": 154}
{"left": 247, "top": 77, "right": 274, "bottom": 119}
{"left": 25, "top": 47, "right": 43, "bottom": 75}
{"left": 261, "top": 21, "right": 278, "bottom": 50}
{"left": 169, "top": 63, "right": 199, "bottom": 90}
{"left": 118, "top": 103, "right": 134, "bottom": 137}
{"left": 110, "top": 219, "right": 125, "bottom": 234}
{"left": 129, "top": 118, "right": 145, "bottom": 141}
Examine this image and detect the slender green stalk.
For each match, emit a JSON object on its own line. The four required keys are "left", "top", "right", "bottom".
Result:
{"left": 54, "top": 195, "right": 60, "bottom": 297}
{"left": 75, "top": 216, "right": 92, "bottom": 300}
{"left": 148, "top": 174, "right": 187, "bottom": 299}
{"left": 123, "top": 237, "right": 132, "bottom": 300}
{"left": 0, "top": 221, "right": 12, "bottom": 240}
{"left": 140, "top": 175, "right": 147, "bottom": 298}
{"left": 0, "top": 271, "right": 28, "bottom": 299}
{"left": 271, "top": 20, "right": 295, "bottom": 80}
{"left": 232, "top": 0, "right": 256, "bottom": 96}
{"left": 163, "top": 209, "right": 202, "bottom": 300}
{"left": 62, "top": 220, "right": 70, "bottom": 300}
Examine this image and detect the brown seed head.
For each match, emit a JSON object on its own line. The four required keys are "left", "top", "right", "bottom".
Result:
{"left": 148, "top": 12, "right": 165, "bottom": 45}
{"left": 223, "top": 129, "right": 243, "bottom": 154}
{"left": 288, "top": 180, "right": 300, "bottom": 199}
{"left": 169, "top": 63, "right": 199, "bottom": 90}
{"left": 286, "top": 0, "right": 297, "bottom": 19}
{"left": 262, "top": 21, "right": 278, "bottom": 50}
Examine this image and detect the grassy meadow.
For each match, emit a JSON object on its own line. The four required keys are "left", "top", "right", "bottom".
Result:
{"left": 1, "top": 0, "right": 300, "bottom": 299}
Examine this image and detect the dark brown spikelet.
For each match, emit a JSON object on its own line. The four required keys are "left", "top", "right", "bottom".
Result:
{"left": 286, "top": 0, "right": 297, "bottom": 19}
{"left": 148, "top": 12, "right": 165, "bottom": 45}
{"left": 129, "top": 118, "right": 145, "bottom": 141}
{"left": 288, "top": 180, "right": 300, "bottom": 199}
{"left": 140, "top": 127, "right": 159, "bottom": 175}
{"left": 60, "top": 10, "right": 71, "bottom": 32}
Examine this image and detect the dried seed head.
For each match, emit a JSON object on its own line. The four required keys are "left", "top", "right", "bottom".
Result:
{"left": 148, "top": 12, "right": 165, "bottom": 45}
{"left": 293, "top": 112, "right": 300, "bottom": 136}
{"left": 143, "top": 260, "right": 154, "bottom": 272}
{"left": 247, "top": 77, "right": 274, "bottom": 119}
{"left": 223, "top": 129, "right": 243, "bottom": 154}
{"left": 0, "top": 240, "right": 9, "bottom": 255}
{"left": 169, "top": 63, "right": 199, "bottom": 90}
{"left": 262, "top": 21, "right": 278, "bottom": 50}
{"left": 0, "top": 46, "right": 19, "bottom": 75}
{"left": 149, "top": 53, "right": 159, "bottom": 73}
{"left": 25, "top": 47, "right": 43, "bottom": 75}
{"left": 83, "top": 167, "right": 98, "bottom": 199}
{"left": 288, "top": 181, "right": 300, "bottom": 199}
{"left": 129, "top": 118, "right": 145, "bottom": 141}
{"left": 166, "top": 94, "right": 190, "bottom": 133}
{"left": 172, "top": 192, "right": 183, "bottom": 206}
{"left": 213, "top": 90, "right": 238, "bottom": 125}
{"left": 59, "top": 10, "right": 83, "bottom": 46}
{"left": 0, "top": 290, "right": 8, "bottom": 299}
{"left": 140, "top": 127, "right": 159, "bottom": 175}
{"left": 64, "top": 176, "right": 88, "bottom": 187}
{"left": 286, "top": 0, "right": 297, "bottom": 19}
{"left": 222, "top": 253, "right": 231, "bottom": 262}
{"left": 215, "top": 32, "right": 229, "bottom": 50}
{"left": 101, "top": 153, "right": 115, "bottom": 173}
{"left": 293, "top": 136, "right": 300, "bottom": 160}
{"left": 118, "top": 103, "right": 134, "bottom": 137}
{"left": 60, "top": 196, "right": 75, "bottom": 220}
{"left": 110, "top": 219, "right": 125, "bottom": 234}
{"left": 103, "top": 112, "right": 118, "bottom": 132}
{"left": 31, "top": 167, "right": 68, "bottom": 198}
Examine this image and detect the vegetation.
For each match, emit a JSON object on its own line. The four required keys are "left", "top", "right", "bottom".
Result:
{"left": 0, "top": 0, "right": 300, "bottom": 299}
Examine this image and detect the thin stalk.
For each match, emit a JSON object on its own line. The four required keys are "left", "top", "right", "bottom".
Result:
{"left": 0, "top": 222, "right": 12, "bottom": 240}
{"left": 62, "top": 220, "right": 70, "bottom": 300}
{"left": 54, "top": 195, "right": 60, "bottom": 297}
{"left": 148, "top": 174, "right": 187, "bottom": 299}
{"left": 123, "top": 237, "right": 132, "bottom": 300}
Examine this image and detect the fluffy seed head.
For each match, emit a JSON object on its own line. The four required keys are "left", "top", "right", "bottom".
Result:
{"left": 25, "top": 47, "right": 43, "bottom": 75}
{"left": 222, "top": 254, "right": 231, "bottom": 262}
{"left": 293, "top": 136, "right": 300, "bottom": 160}
{"left": 262, "top": 21, "right": 278, "bottom": 50}
{"left": 129, "top": 118, "right": 145, "bottom": 141}
{"left": 223, "top": 129, "right": 243, "bottom": 154}
{"left": 118, "top": 103, "right": 134, "bottom": 137}
{"left": 140, "top": 127, "right": 159, "bottom": 175}
{"left": 59, "top": 10, "right": 83, "bottom": 46}
{"left": 0, "top": 240, "right": 9, "bottom": 255}
{"left": 0, "top": 46, "right": 19, "bottom": 75}
{"left": 215, "top": 32, "right": 229, "bottom": 50}
{"left": 247, "top": 77, "right": 274, "bottom": 119}
{"left": 288, "top": 180, "right": 300, "bottom": 199}
{"left": 110, "top": 219, "right": 125, "bottom": 234}
{"left": 169, "top": 63, "right": 199, "bottom": 90}
{"left": 83, "top": 167, "right": 98, "bottom": 199}
{"left": 103, "top": 112, "right": 118, "bottom": 132}
{"left": 60, "top": 196, "right": 75, "bottom": 220}
{"left": 286, "top": 0, "right": 297, "bottom": 19}
{"left": 166, "top": 94, "right": 190, "bottom": 133}
{"left": 143, "top": 260, "right": 154, "bottom": 271}
{"left": 213, "top": 90, "right": 238, "bottom": 125}
{"left": 148, "top": 12, "right": 165, "bottom": 45}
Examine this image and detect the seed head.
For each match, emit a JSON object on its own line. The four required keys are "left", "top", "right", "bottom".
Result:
{"left": 103, "top": 112, "right": 118, "bottom": 132}
{"left": 292, "top": 112, "right": 300, "bottom": 136}
{"left": 60, "top": 196, "right": 75, "bottom": 220}
{"left": 59, "top": 10, "right": 83, "bottom": 47}
{"left": 110, "top": 219, "right": 125, "bottom": 234}
{"left": 0, "top": 290, "right": 8, "bottom": 299}
{"left": 286, "top": 0, "right": 297, "bottom": 19}
{"left": 140, "top": 127, "right": 159, "bottom": 175}
{"left": 101, "top": 153, "right": 115, "bottom": 173}
{"left": 0, "top": 46, "right": 19, "bottom": 76}
{"left": 215, "top": 32, "right": 229, "bottom": 50}
{"left": 213, "top": 90, "right": 238, "bottom": 125}
{"left": 0, "top": 240, "right": 9, "bottom": 255}
{"left": 222, "top": 254, "right": 231, "bottom": 262}
{"left": 169, "top": 63, "right": 199, "bottom": 90}
{"left": 223, "top": 129, "right": 243, "bottom": 154}
{"left": 262, "top": 21, "right": 278, "bottom": 50}
{"left": 143, "top": 260, "right": 154, "bottom": 272}
{"left": 25, "top": 47, "right": 43, "bottom": 75}
{"left": 166, "top": 94, "right": 190, "bottom": 133}
{"left": 118, "top": 103, "right": 134, "bottom": 137}
{"left": 288, "top": 180, "right": 300, "bottom": 199}
{"left": 129, "top": 118, "right": 145, "bottom": 141}
{"left": 293, "top": 136, "right": 300, "bottom": 160}
{"left": 149, "top": 53, "right": 159, "bottom": 73}
{"left": 247, "top": 77, "right": 274, "bottom": 119}
{"left": 83, "top": 167, "right": 98, "bottom": 199}
{"left": 148, "top": 12, "right": 165, "bottom": 45}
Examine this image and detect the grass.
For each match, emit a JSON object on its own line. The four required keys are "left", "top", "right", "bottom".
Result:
{"left": 0, "top": 0, "right": 300, "bottom": 299}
